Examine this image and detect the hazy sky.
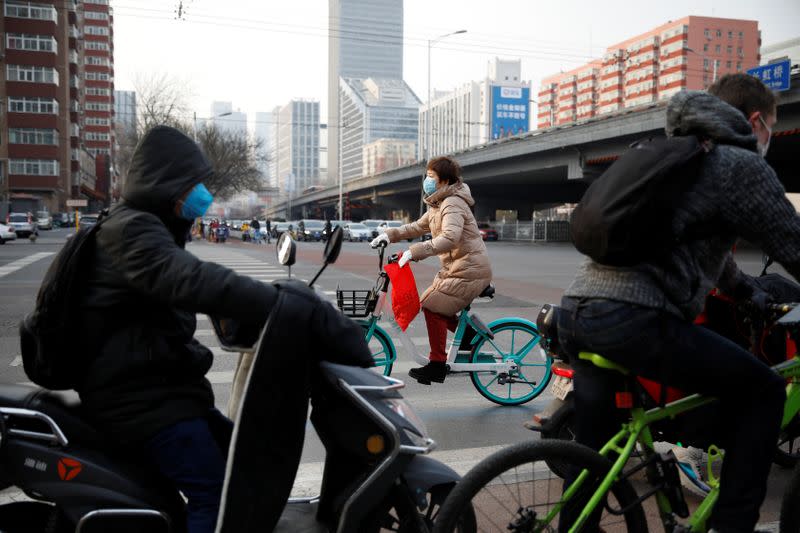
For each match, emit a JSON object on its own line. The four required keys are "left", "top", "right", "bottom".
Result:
{"left": 113, "top": 0, "right": 799, "bottom": 129}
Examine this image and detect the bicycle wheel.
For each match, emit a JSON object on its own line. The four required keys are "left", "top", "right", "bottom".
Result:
{"left": 470, "top": 321, "right": 551, "bottom": 405}
{"left": 359, "top": 321, "right": 396, "bottom": 376}
{"left": 433, "top": 440, "right": 647, "bottom": 533}
{"left": 366, "top": 483, "right": 476, "bottom": 533}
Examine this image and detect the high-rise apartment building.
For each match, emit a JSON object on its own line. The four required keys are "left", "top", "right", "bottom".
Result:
{"left": 82, "top": 0, "right": 116, "bottom": 204}
{"left": 0, "top": 0, "right": 117, "bottom": 215}
{"left": 420, "top": 58, "right": 531, "bottom": 157}
{"left": 274, "top": 100, "right": 320, "bottom": 195}
{"left": 538, "top": 16, "right": 761, "bottom": 129}
{"left": 339, "top": 77, "right": 419, "bottom": 182}
{"left": 328, "top": 0, "right": 403, "bottom": 192}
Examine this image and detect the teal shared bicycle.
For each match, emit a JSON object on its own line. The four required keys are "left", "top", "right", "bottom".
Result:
{"left": 335, "top": 241, "right": 552, "bottom": 406}
{"left": 433, "top": 303, "right": 800, "bottom": 532}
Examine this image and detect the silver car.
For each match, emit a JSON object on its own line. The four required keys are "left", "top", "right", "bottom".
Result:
{"left": 6, "top": 213, "right": 36, "bottom": 238}
{"left": 36, "top": 210, "right": 53, "bottom": 230}
{"left": 344, "top": 223, "right": 371, "bottom": 242}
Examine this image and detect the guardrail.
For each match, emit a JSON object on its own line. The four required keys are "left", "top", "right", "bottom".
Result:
{"left": 490, "top": 220, "right": 571, "bottom": 242}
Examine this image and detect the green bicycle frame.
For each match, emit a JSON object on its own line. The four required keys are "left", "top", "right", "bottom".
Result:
{"left": 540, "top": 355, "right": 800, "bottom": 533}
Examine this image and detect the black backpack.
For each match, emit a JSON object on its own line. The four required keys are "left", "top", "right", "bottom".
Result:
{"left": 570, "top": 135, "right": 708, "bottom": 266}
{"left": 19, "top": 214, "right": 106, "bottom": 390}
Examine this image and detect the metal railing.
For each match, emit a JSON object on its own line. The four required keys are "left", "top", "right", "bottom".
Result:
{"left": 488, "top": 220, "right": 571, "bottom": 242}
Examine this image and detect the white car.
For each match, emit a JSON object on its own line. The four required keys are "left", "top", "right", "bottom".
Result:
{"left": 0, "top": 223, "right": 17, "bottom": 244}
{"left": 344, "top": 223, "right": 371, "bottom": 242}
{"left": 36, "top": 210, "right": 53, "bottom": 230}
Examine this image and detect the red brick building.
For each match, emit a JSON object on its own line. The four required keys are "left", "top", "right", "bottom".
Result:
{"left": 1, "top": 0, "right": 115, "bottom": 216}
{"left": 538, "top": 16, "right": 761, "bottom": 130}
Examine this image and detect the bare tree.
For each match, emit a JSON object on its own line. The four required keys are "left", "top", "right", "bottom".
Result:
{"left": 133, "top": 72, "right": 192, "bottom": 133}
{"left": 196, "top": 125, "right": 266, "bottom": 200}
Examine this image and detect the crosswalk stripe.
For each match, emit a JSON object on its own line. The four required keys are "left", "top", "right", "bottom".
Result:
{"left": 0, "top": 252, "right": 54, "bottom": 279}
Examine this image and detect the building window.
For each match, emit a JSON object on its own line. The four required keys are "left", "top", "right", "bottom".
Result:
{"left": 715, "top": 45, "right": 721, "bottom": 53}
{"left": 6, "top": 65, "right": 59, "bottom": 85}
{"left": 727, "top": 45, "right": 733, "bottom": 54}
{"left": 726, "top": 60, "right": 732, "bottom": 68}
{"left": 704, "top": 29, "right": 710, "bottom": 38}
{"left": 716, "top": 29, "right": 722, "bottom": 37}
{"left": 83, "top": 10, "right": 109, "bottom": 20}
{"left": 83, "top": 0, "right": 110, "bottom": 4}
{"left": 84, "top": 25, "right": 110, "bottom": 36}
{"left": 85, "top": 87, "right": 111, "bottom": 96}
{"left": 9, "top": 128, "right": 59, "bottom": 146}
{"left": 703, "top": 43, "right": 709, "bottom": 52}
{"left": 704, "top": 58, "right": 709, "bottom": 69}
{"left": 84, "top": 117, "right": 110, "bottom": 126}
{"left": 737, "top": 46, "right": 743, "bottom": 56}
{"left": 85, "top": 102, "right": 111, "bottom": 111}
{"left": 728, "top": 31, "right": 733, "bottom": 39}
{"left": 9, "top": 159, "right": 59, "bottom": 176}
{"left": 6, "top": 33, "right": 57, "bottom": 53}
{"left": 85, "top": 56, "right": 110, "bottom": 66}
{"left": 85, "top": 132, "right": 110, "bottom": 142}
{"left": 737, "top": 62, "right": 742, "bottom": 71}
{"left": 4, "top": 1, "right": 58, "bottom": 22}
{"left": 8, "top": 97, "right": 59, "bottom": 114}
{"left": 85, "top": 41, "right": 110, "bottom": 51}
{"left": 739, "top": 31, "right": 744, "bottom": 38}
{"left": 85, "top": 71, "right": 111, "bottom": 81}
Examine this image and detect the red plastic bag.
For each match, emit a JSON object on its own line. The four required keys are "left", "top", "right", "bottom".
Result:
{"left": 384, "top": 262, "right": 421, "bottom": 331}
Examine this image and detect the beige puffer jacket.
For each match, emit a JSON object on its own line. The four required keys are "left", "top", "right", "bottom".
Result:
{"left": 385, "top": 183, "right": 492, "bottom": 317}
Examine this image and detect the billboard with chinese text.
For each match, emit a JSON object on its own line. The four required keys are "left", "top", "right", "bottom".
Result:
{"left": 491, "top": 86, "right": 530, "bottom": 139}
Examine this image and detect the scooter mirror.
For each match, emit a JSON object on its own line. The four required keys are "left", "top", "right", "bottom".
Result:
{"left": 277, "top": 233, "right": 296, "bottom": 267}
{"left": 323, "top": 226, "right": 344, "bottom": 265}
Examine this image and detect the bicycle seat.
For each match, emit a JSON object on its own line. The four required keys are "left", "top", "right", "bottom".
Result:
{"left": 479, "top": 285, "right": 495, "bottom": 299}
{"left": 578, "top": 352, "right": 630, "bottom": 375}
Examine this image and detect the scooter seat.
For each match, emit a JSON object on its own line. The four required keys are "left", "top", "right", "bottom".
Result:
{"left": 0, "top": 384, "right": 103, "bottom": 447}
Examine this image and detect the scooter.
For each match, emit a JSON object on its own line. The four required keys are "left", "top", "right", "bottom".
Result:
{"left": 0, "top": 226, "right": 473, "bottom": 533}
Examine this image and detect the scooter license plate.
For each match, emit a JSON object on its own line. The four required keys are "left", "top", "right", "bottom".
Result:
{"left": 551, "top": 375, "right": 573, "bottom": 401}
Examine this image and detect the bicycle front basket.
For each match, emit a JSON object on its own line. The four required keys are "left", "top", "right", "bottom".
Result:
{"left": 336, "top": 288, "right": 376, "bottom": 317}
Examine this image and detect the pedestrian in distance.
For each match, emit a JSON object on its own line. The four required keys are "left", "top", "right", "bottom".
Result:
{"left": 250, "top": 218, "right": 261, "bottom": 244}
{"left": 324, "top": 219, "right": 332, "bottom": 242}
{"left": 371, "top": 156, "right": 492, "bottom": 385}
{"left": 265, "top": 219, "right": 272, "bottom": 244}
{"left": 558, "top": 74, "right": 791, "bottom": 533}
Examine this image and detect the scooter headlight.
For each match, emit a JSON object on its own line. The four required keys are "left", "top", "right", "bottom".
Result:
{"left": 383, "top": 398, "right": 429, "bottom": 448}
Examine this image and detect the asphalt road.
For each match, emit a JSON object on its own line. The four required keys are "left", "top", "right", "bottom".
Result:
{"left": 0, "top": 230, "right": 792, "bottom": 526}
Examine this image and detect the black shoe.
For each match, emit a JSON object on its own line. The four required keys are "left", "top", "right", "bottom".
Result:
{"left": 408, "top": 362, "right": 447, "bottom": 385}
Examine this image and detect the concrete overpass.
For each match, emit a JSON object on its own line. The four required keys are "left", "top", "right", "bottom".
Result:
{"left": 268, "top": 76, "right": 800, "bottom": 222}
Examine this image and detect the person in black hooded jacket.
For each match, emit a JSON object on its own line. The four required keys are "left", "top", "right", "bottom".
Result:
{"left": 76, "top": 126, "right": 373, "bottom": 533}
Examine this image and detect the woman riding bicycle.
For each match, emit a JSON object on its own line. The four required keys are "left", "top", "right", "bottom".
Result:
{"left": 371, "top": 156, "right": 492, "bottom": 384}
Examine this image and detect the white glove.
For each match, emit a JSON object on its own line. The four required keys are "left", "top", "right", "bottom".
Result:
{"left": 370, "top": 233, "right": 390, "bottom": 248}
{"left": 398, "top": 250, "right": 413, "bottom": 268}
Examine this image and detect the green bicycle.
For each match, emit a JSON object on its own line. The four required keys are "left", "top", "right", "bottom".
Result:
{"left": 335, "top": 241, "right": 552, "bottom": 406}
{"left": 433, "top": 303, "right": 800, "bottom": 532}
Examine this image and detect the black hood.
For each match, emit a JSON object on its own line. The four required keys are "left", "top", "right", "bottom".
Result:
{"left": 123, "top": 126, "right": 213, "bottom": 218}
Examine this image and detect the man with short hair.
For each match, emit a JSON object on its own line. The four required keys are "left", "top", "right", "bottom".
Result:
{"left": 558, "top": 74, "right": 795, "bottom": 532}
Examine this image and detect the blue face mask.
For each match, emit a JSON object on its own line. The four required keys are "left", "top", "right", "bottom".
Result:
{"left": 180, "top": 183, "right": 213, "bottom": 220}
{"left": 423, "top": 176, "right": 437, "bottom": 196}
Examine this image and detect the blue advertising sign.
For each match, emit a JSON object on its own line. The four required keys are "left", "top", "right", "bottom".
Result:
{"left": 491, "top": 86, "right": 530, "bottom": 140}
{"left": 747, "top": 59, "right": 791, "bottom": 92}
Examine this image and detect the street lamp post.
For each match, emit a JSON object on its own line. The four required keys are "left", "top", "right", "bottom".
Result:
{"left": 685, "top": 46, "right": 717, "bottom": 87}
{"left": 426, "top": 29, "right": 467, "bottom": 162}
{"left": 193, "top": 110, "right": 232, "bottom": 141}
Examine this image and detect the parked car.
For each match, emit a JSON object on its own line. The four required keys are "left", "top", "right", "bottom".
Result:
{"left": 378, "top": 220, "right": 413, "bottom": 242}
{"left": 478, "top": 223, "right": 499, "bottom": 241}
{"left": 0, "top": 223, "right": 17, "bottom": 244}
{"left": 35, "top": 210, "right": 53, "bottom": 230}
{"left": 6, "top": 213, "right": 36, "bottom": 238}
{"left": 344, "top": 223, "right": 371, "bottom": 242}
{"left": 298, "top": 219, "right": 325, "bottom": 242}
{"left": 78, "top": 213, "right": 100, "bottom": 229}
{"left": 362, "top": 219, "right": 385, "bottom": 238}
{"left": 52, "top": 212, "right": 71, "bottom": 228}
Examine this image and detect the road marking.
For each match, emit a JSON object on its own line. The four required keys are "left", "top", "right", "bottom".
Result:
{"left": 0, "top": 252, "right": 55, "bottom": 279}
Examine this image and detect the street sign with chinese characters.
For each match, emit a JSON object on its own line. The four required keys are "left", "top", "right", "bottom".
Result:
{"left": 66, "top": 199, "right": 88, "bottom": 207}
{"left": 747, "top": 59, "right": 791, "bottom": 92}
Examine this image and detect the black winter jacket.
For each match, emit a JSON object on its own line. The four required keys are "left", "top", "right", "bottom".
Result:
{"left": 78, "top": 126, "right": 278, "bottom": 444}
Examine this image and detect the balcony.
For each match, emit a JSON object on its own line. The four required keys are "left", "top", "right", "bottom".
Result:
{"left": 69, "top": 50, "right": 79, "bottom": 64}
{"left": 70, "top": 76, "right": 80, "bottom": 89}
{"left": 69, "top": 26, "right": 81, "bottom": 39}
{"left": 71, "top": 124, "right": 80, "bottom": 137}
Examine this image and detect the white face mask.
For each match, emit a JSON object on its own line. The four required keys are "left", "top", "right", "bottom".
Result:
{"left": 757, "top": 115, "right": 772, "bottom": 158}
